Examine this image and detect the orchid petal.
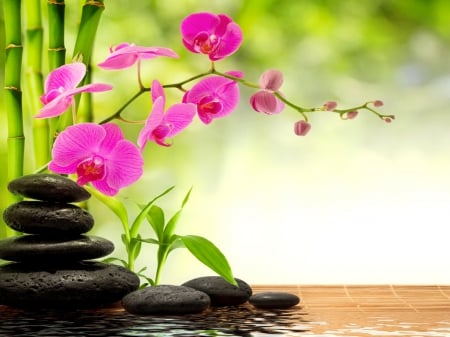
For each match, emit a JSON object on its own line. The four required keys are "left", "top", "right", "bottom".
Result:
{"left": 137, "top": 96, "right": 165, "bottom": 149}
{"left": 44, "top": 62, "right": 86, "bottom": 92}
{"left": 250, "top": 90, "right": 284, "bottom": 114}
{"left": 259, "top": 69, "right": 284, "bottom": 91}
{"left": 164, "top": 103, "right": 197, "bottom": 136}
{"left": 151, "top": 80, "right": 165, "bottom": 104}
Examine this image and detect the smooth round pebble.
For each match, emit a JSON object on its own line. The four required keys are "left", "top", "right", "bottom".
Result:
{"left": 122, "top": 285, "right": 211, "bottom": 315}
{"left": 7, "top": 173, "right": 91, "bottom": 203}
{"left": 249, "top": 292, "right": 300, "bottom": 309}
{"left": 3, "top": 201, "right": 94, "bottom": 235}
{"left": 0, "top": 261, "right": 140, "bottom": 308}
{"left": 182, "top": 276, "right": 252, "bottom": 306}
{"left": 0, "top": 235, "right": 114, "bottom": 262}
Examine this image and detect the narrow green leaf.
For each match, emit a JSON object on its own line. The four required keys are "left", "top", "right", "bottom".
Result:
{"left": 163, "top": 209, "right": 182, "bottom": 242}
{"left": 181, "top": 186, "right": 193, "bottom": 208}
{"left": 130, "top": 236, "right": 142, "bottom": 261}
{"left": 146, "top": 205, "right": 165, "bottom": 241}
{"left": 139, "top": 237, "right": 160, "bottom": 245}
{"left": 180, "top": 235, "right": 237, "bottom": 286}
{"left": 102, "top": 257, "right": 128, "bottom": 267}
{"left": 130, "top": 186, "right": 174, "bottom": 239}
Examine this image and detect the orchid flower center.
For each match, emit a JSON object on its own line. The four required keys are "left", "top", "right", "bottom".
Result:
{"left": 198, "top": 97, "right": 222, "bottom": 115}
{"left": 152, "top": 124, "right": 172, "bottom": 147}
{"left": 42, "top": 87, "right": 65, "bottom": 104}
{"left": 194, "top": 33, "right": 220, "bottom": 54}
{"left": 76, "top": 156, "right": 106, "bottom": 185}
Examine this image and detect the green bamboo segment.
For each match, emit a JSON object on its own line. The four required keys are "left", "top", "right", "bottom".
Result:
{"left": 24, "top": 0, "right": 50, "bottom": 169}
{"left": 3, "top": 0, "right": 24, "bottom": 237}
{"left": 77, "top": 65, "right": 93, "bottom": 123}
{"left": 48, "top": 0, "right": 66, "bottom": 70}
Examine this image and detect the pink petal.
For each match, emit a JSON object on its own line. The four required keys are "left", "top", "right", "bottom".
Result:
{"left": 104, "top": 139, "right": 144, "bottom": 192}
{"left": 181, "top": 12, "right": 219, "bottom": 43}
{"left": 259, "top": 69, "right": 283, "bottom": 90}
{"left": 44, "top": 62, "right": 86, "bottom": 92}
{"left": 91, "top": 179, "right": 119, "bottom": 196}
{"left": 98, "top": 53, "right": 140, "bottom": 70}
{"left": 36, "top": 93, "right": 73, "bottom": 118}
{"left": 164, "top": 103, "right": 196, "bottom": 136}
{"left": 151, "top": 80, "right": 165, "bottom": 104}
{"left": 137, "top": 96, "right": 165, "bottom": 149}
{"left": 209, "top": 21, "right": 243, "bottom": 61}
{"left": 250, "top": 91, "right": 284, "bottom": 114}
{"left": 50, "top": 123, "right": 107, "bottom": 168}
{"left": 99, "top": 123, "right": 126, "bottom": 153}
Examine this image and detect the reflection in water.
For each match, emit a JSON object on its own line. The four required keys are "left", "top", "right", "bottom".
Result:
{"left": 1, "top": 304, "right": 450, "bottom": 337}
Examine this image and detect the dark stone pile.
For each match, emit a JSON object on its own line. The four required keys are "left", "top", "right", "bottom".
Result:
{"left": 0, "top": 174, "right": 139, "bottom": 309}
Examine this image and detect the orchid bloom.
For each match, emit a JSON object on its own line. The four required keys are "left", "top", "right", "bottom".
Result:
{"left": 183, "top": 72, "right": 242, "bottom": 124}
{"left": 181, "top": 12, "right": 243, "bottom": 61}
{"left": 250, "top": 69, "right": 285, "bottom": 114}
{"left": 138, "top": 80, "right": 196, "bottom": 149}
{"left": 49, "top": 123, "right": 144, "bottom": 196}
{"left": 36, "top": 62, "right": 112, "bottom": 119}
{"left": 98, "top": 43, "right": 178, "bottom": 70}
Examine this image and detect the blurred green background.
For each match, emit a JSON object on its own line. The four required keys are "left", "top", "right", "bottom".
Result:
{"left": 1, "top": 0, "right": 450, "bottom": 284}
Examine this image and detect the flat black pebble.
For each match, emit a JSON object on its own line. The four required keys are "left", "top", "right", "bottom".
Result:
{"left": 8, "top": 173, "right": 91, "bottom": 203}
{"left": 0, "top": 261, "right": 140, "bottom": 308}
{"left": 249, "top": 292, "right": 300, "bottom": 309}
{"left": 182, "top": 276, "right": 252, "bottom": 306}
{"left": 3, "top": 201, "right": 94, "bottom": 235}
{"left": 122, "top": 285, "right": 211, "bottom": 315}
{"left": 0, "top": 235, "right": 114, "bottom": 262}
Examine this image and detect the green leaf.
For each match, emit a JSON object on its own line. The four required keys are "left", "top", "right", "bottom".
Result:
{"left": 131, "top": 186, "right": 174, "bottom": 239}
{"left": 130, "top": 236, "right": 142, "bottom": 261}
{"left": 147, "top": 205, "right": 165, "bottom": 241}
{"left": 162, "top": 188, "right": 193, "bottom": 242}
{"left": 139, "top": 237, "right": 160, "bottom": 245}
{"left": 180, "top": 235, "right": 237, "bottom": 286}
{"left": 102, "top": 257, "right": 128, "bottom": 268}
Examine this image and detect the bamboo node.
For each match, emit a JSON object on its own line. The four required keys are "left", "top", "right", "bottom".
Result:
{"left": 5, "top": 43, "right": 23, "bottom": 50}
{"left": 85, "top": 0, "right": 105, "bottom": 8}
{"left": 4, "top": 86, "right": 22, "bottom": 92}
{"left": 47, "top": 0, "right": 65, "bottom": 6}
{"left": 48, "top": 47, "right": 67, "bottom": 52}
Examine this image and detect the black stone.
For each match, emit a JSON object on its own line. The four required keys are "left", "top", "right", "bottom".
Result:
{"left": 122, "top": 285, "right": 211, "bottom": 315}
{"left": 249, "top": 292, "right": 300, "bottom": 309}
{"left": 0, "top": 235, "right": 114, "bottom": 262}
{"left": 3, "top": 201, "right": 94, "bottom": 235}
{"left": 182, "top": 276, "right": 252, "bottom": 306}
{"left": 0, "top": 261, "right": 140, "bottom": 308}
{"left": 7, "top": 173, "right": 91, "bottom": 203}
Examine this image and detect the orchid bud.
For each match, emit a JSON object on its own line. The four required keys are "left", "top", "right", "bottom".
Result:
{"left": 373, "top": 100, "right": 384, "bottom": 107}
{"left": 342, "top": 110, "right": 358, "bottom": 120}
{"left": 323, "top": 101, "right": 337, "bottom": 111}
{"left": 294, "top": 120, "right": 311, "bottom": 136}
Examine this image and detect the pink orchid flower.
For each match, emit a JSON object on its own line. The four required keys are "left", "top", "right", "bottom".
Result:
{"left": 183, "top": 72, "right": 242, "bottom": 124}
{"left": 36, "top": 62, "right": 112, "bottom": 119}
{"left": 294, "top": 120, "right": 311, "bottom": 136}
{"left": 98, "top": 43, "right": 178, "bottom": 70}
{"left": 181, "top": 12, "right": 243, "bottom": 61}
{"left": 250, "top": 69, "right": 285, "bottom": 114}
{"left": 138, "top": 80, "right": 196, "bottom": 149}
{"left": 49, "top": 123, "right": 144, "bottom": 196}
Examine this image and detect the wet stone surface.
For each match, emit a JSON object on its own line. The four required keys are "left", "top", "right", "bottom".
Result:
{"left": 122, "top": 285, "right": 211, "bottom": 315}
{"left": 0, "top": 261, "right": 140, "bottom": 309}
{"left": 7, "top": 173, "right": 91, "bottom": 203}
{"left": 249, "top": 291, "right": 300, "bottom": 309}
{"left": 0, "top": 235, "right": 114, "bottom": 262}
{"left": 182, "top": 276, "right": 253, "bottom": 306}
{"left": 3, "top": 201, "right": 94, "bottom": 235}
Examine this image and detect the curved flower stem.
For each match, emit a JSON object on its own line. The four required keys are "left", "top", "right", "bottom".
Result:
{"left": 99, "top": 89, "right": 148, "bottom": 124}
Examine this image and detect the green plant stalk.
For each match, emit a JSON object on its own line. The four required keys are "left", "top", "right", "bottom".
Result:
{"left": 65, "top": 0, "right": 105, "bottom": 128}
{"left": 4, "top": 0, "right": 24, "bottom": 238}
{"left": 25, "top": 0, "right": 50, "bottom": 169}
{"left": 48, "top": 0, "right": 66, "bottom": 147}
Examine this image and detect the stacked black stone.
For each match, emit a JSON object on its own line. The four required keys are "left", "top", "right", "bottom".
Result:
{"left": 0, "top": 174, "right": 139, "bottom": 309}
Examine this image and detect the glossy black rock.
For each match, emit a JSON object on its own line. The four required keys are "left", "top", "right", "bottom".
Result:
{"left": 122, "top": 285, "right": 211, "bottom": 315}
{"left": 0, "top": 235, "right": 114, "bottom": 262}
{"left": 0, "top": 261, "right": 140, "bottom": 308}
{"left": 182, "top": 276, "right": 252, "bottom": 306}
{"left": 249, "top": 292, "right": 300, "bottom": 309}
{"left": 3, "top": 201, "right": 94, "bottom": 234}
{"left": 7, "top": 173, "right": 91, "bottom": 203}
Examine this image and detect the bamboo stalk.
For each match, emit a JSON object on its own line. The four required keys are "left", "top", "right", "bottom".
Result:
{"left": 3, "top": 0, "right": 24, "bottom": 238}
{"left": 24, "top": 0, "right": 50, "bottom": 169}
{"left": 48, "top": 0, "right": 66, "bottom": 149}
{"left": 65, "top": 0, "right": 105, "bottom": 126}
